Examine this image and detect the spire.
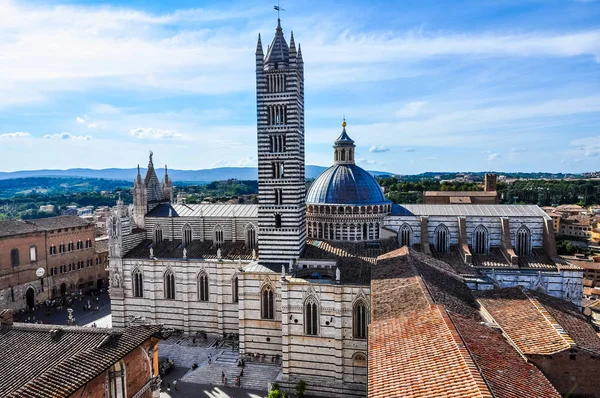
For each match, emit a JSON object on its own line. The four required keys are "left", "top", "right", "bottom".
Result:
{"left": 165, "top": 164, "right": 168, "bottom": 177}
{"left": 289, "top": 31, "right": 296, "bottom": 55}
{"left": 264, "top": 18, "right": 290, "bottom": 69}
{"left": 256, "top": 33, "right": 263, "bottom": 55}
{"left": 137, "top": 164, "right": 140, "bottom": 177}
{"left": 297, "top": 43, "right": 303, "bottom": 62}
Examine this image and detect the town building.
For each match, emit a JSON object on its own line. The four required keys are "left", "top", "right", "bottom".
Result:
{"left": 107, "top": 18, "right": 586, "bottom": 397}
{"left": 0, "top": 216, "right": 109, "bottom": 312}
{"left": 0, "top": 309, "right": 163, "bottom": 398}
{"left": 0, "top": 220, "right": 48, "bottom": 311}
{"left": 423, "top": 173, "right": 499, "bottom": 204}
{"left": 39, "top": 204, "right": 55, "bottom": 213}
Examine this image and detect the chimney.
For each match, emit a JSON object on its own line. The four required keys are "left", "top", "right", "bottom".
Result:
{"left": 1, "top": 309, "right": 14, "bottom": 326}
{"left": 484, "top": 173, "right": 497, "bottom": 192}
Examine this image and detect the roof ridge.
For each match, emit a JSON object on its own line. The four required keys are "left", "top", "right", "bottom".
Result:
{"left": 522, "top": 289, "right": 576, "bottom": 349}
{"left": 435, "top": 305, "right": 494, "bottom": 398}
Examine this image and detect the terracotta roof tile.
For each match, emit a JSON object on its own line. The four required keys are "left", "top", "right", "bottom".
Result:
{"left": 475, "top": 287, "right": 572, "bottom": 355}
{"left": 0, "top": 323, "right": 162, "bottom": 397}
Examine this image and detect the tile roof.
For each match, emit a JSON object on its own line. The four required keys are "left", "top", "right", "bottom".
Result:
{"left": 27, "top": 215, "right": 92, "bottom": 230}
{"left": 449, "top": 314, "right": 561, "bottom": 398}
{"left": 475, "top": 287, "right": 573, "bottom": 355}
{"left": 0, "top": 323, "right": 162, "bottom": 398}
{"left": 369, "top": 249, "right": 560, "bottom": 398}
{"left": 95, "top": 238, "right": 109, "bottom": 254}
{"left": 146, "top": 203, "right": 258, "bottom": 218}
{"left": 125, "top": 239, "right": 254, "bottom": 261}
{"left": 392, "top": 204, "right": 550, "bottom": 218}
{"left": 369, "top": 305, "right": 494, "bottom": 398}
{"left": 528, "top": 289, "right": 600, "bottom": 354}
{"left": 0, "top": 219, "right": 44, "bottom": 238}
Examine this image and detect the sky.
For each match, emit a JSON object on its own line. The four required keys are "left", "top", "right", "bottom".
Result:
{"left": 0, "top": 0, "right": 599, "bottom": 174}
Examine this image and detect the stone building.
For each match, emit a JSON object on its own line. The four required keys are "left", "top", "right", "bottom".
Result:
{"left": 0, "top": 216, "right": 109, "bottom": 312}
{"left": 0, "top": 220, "right": 47, "bottom": 311}
{"left": 423, "top": 173, "right": 499, "bottom": 204}
{"left": 0, "top": 309, "right": 163, "bottom": 398}
{"left": 107, "top": 17, "right": 585, "bottom": 397}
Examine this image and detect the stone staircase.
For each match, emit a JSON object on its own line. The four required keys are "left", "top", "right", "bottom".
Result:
{"left": 181, "top": 360, "right": 280, "bottom": 392}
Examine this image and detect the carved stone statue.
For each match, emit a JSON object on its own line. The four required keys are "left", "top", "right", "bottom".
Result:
{"left": 252, "top": 249, "right": 257, "bottom": 260}
{"left": 281, "top": 265, "right": 286, "bottom": 279}
{"left": 149, "top": 246, "right": 154, "bottom": 258}
{"left": 112, "top": 272, "right": 122, "bottom": 288}
{"left": 183, "top": 247, "right": 187, "bottom": 259}
{"left": 336, "top": 267, "right": 341, "bottom": 282}
{"left": 217, "top": 248, "right": 222, "bottom": 260}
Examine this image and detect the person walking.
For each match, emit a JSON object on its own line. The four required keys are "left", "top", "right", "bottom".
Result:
{"left": 173, "top": 380, "right": 178, "bottom": 391}
{"left": 166, "top": 382, "right": 171, "bottom": 392}
{"left": 221, "top": 371, "right": 225, "bottom": 385}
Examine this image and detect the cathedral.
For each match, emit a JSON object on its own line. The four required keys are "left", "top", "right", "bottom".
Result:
{"left": 107, "top": 18, "right": 584, "bottom": 397}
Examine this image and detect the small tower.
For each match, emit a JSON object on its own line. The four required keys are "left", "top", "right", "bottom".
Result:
{"left": 333, "top": 118, "right": 355, "bottom": 165}
{"left": 132, "top": 164, "right": 147, "bottom": 229}
{"left": 162, "top": 165, "right": 174, "bottom": 203}
{"left": 144, "top": 151, "right": 163, "bottom": 212}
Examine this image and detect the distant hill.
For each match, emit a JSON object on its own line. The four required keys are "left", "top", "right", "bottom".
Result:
{"left": 0, "top": 166, "right": 393, "bottom": 182}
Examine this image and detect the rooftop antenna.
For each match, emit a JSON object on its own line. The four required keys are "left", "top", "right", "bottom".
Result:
{"left": 274, "top": 0, "right": 285, "bottom": 21}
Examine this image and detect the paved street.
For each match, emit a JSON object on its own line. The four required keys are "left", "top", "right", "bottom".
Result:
{"left": 13, "top": 292, "right": 111, "bottom": 327}
{"left": 160, "top": 367, "right": 266, "bottom": 398}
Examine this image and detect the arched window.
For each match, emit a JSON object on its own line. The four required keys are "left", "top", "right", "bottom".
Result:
{"left": 10, "top": 249, "right": 19, "bottom": 267}
{"left": 246, "top": 224, "right": 257, "bottom": 249}
{"left": 132, "top": 268, "right": 143, "bottom": 298}
{"left": 29, "top": 246, "right": 37, "bottom": 262}
{"left": 305, "top": 296, "right": 319, "bottom": 335}
{"left": 182, "top": 224, "right": 192, "bottom": 247}
{"left": 232, "top": 275, "right": 239, "bottom": 303}
{"left": 164, "top": 270, "right": 175, "bottom": 300}
{"left": 353, "top": 300, "right": 368, "bottom": 339}
{"left": 516, "top": 225, "right": 531, "bottom": 256}
{"left": 261, "top": 285, "right": 274, "bottom": 319}
{"left": 435, "top": 224, "right": 450, "bottom": 253}
{"left": 198, "top": 271, "right": 209, "bottom": 301}
{"left": 214, "top": 225, "right": 224, "bottom": 248}
{"left": 353, "top": 353, "right": 367, "bottom": 367}
{"left": 154, "top": 225, "right": 163, "bottom": 245}
{"left": 400, "top": 224, "right": 412, "bottom": 247}
{"left": 50, "top": 245, "right": 56, "bottom": 255}
{"left": 107, "top": 360, "right": 126, "bottom": 398}
{"left": 472, "top": 225, "right": 488, "bottom": 254}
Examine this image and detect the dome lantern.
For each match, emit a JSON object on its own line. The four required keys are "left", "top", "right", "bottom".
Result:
{"left": 333, "top": 117, "right": 355, "bottom": 165}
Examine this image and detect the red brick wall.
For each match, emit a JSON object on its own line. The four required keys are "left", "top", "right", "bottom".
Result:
{"left": 529, "top": 350, "right": 600, "bottom": 397}
{"left": 68, "top": 338, "right": 158, "bottom": 398}
{"left": 0, "top": 232, "right": 47, "bottom": 291}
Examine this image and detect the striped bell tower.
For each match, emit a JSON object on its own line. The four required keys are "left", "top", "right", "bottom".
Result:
{"left": 256, "top": 19, "right": 306, "bottom": 269}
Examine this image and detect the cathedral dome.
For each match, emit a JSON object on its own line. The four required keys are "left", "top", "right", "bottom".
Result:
{"left": 307, "top": 163, "right": 388, "bottom": 205}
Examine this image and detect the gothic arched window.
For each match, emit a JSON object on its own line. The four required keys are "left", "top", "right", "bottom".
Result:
{"left": 400, "top": 224, "right": 412, "bottom": 247}
{"left": 353, "top": 299, "right": 368, "bottom": 339}
{"left": 214, "top": 225, "right": 224, "bottom": 248}
{"left": 246, "top": 224, "right": 257, "bottom": 249}
{"left": 107, "top": 360, "right": 126, "bottom": 398}
{"left": 164, "top": 270, "right": 175, "bottom": 300}
{"left": 434, "top": 224, "right": 450, "bottom": 253}
{"left": 516, "top": 225, "right": 531, "bottom": 256}
{"left": 198, "top": 271, "right": 209, "bottom": 301}
{"left": 305, "top": 296, "right": 319, "bottom": 335}
{"left": 473, "top": 225, "right": 489, "bottom": 254}
{"left": 182, "top": 224, "right": 192, "bottom": 247}
{"left": 132, "top": 268, "right": 143, "bottom": 298}
{"left": 261, "top": 285, "right": 274, "bottom": 320}
{"left": 232, "top": 275, "right": 239, "bottom": 303}
{"left": 154, "top": 225, "right": 163, "bottom": 245}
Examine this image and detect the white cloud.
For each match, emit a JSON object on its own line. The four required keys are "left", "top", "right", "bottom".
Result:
{"left": 130, "top": 128, "right": 182, "bottom": 140}
{"left": 237, "top": 156, "right": 256, "bottom": 166}
{"left": 571, "top": 136, "right": 600, "bottom": 157}
{"left": 396, "top": 101, "right": 426, "bottom": 118}
{"left": 369, "top": 145, "right": 390, "bottom": 153}
{"left": 0, "top": 132, "right": 31, "bottom": 139}
{"left": 76, "top": 115, "right": 99, "bottom": 128}
{"left": 488, "top": 153, "right": 501, "bottom": 160}
{"left": 44, "top": 132, "right": 92, "bottom": 140}
{"left": 212, "top": 159, "right": 231, "bottom": 167}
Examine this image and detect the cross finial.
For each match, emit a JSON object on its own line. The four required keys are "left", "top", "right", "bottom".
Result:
{"left": 274, "top": 0, "right": 285, "bottom": 22}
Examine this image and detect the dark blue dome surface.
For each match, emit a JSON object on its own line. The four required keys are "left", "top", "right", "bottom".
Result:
{"left": 307, "top": 164, "right": 389, "bottom": 205}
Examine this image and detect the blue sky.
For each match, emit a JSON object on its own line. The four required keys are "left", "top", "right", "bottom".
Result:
{"left": 0, "top": 0, "right": 599, "bottom": 174}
